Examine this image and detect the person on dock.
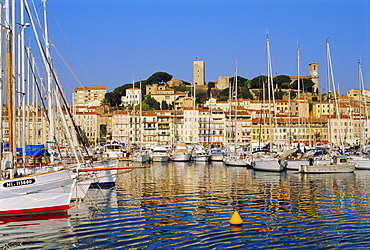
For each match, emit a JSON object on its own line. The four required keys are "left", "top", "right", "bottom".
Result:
{"left": 308, "top": 157, "right": 314, "bottom": 166}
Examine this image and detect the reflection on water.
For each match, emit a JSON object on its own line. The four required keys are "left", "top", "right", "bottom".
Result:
{"left": 3, "top": 162, "right": 370, "bottom": 249}
{"left": 0, "top": 213, "right": 73, "bottom": 249}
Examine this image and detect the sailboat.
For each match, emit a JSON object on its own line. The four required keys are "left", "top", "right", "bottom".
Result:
{"left": 346, "top": 61, "right": 370, "bottom": 170}
{"left": 131, "top": 79, "right": 150, "bottom": 163}
{"left": 0, "top": 0, "right": 74, "bottom": 216}
{"left": 251, "top": 35, "right": 284, "bottom": 172}
{"left": 299, "top": 40, "right": 355, "bottom": 173}
{"left": 224, "top": 64, "right": 248, "bottom": 167}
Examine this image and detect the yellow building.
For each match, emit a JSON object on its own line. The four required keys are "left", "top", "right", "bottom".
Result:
{"left": 311, "top": 101, "right": 335, "bottom": 118}
{"left": 73, "top": 86, "right": 106, "bottom": 109}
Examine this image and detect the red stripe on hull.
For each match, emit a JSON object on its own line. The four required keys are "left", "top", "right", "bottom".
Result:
{"left": 0, "top": 205, "right": 72, "bottom": 218}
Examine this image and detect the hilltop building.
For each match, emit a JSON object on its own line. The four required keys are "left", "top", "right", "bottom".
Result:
{"left": 309, "top": 62, "right": 319, "bottom": 91}
{"left": 193, "top": 60, "right": 205, "bottom": 85}
{"left": 121, "top": 88, "right": 141, "bottom": 107}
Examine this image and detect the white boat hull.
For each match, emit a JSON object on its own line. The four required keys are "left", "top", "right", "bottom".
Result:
{"left": 224, "top": 156, "right": 248, "bottom": 167}
{"left": 172, "top": 153, "right": 191, "bottom": 162}
{"left": 152, "top": 155, "right": 169, "bottom": 162}
{"left": 71, "top": 178, "right": 92, "bottom": 200}
{"left": 252, "top": 158, "right": 284, "bottom": 172}
{"left": 132, "top": 154, "right": 150, "bottom": 163}
{"left": 192, "top": 155, "right": 209, "bottom": 162}
{"left": 210, "top": 154, "right": 224, "bottom": 162}
{"left": 349, "top": 157, "right": 370, "bottom": 170}
{"left": 285, "top": 160, "right": 308, "bottom": 170}
{"left": 0, "top": 170, "right": 73, "bottom": 217}
{"left": 90, "top": 160, "right": 118, "bottom": 187}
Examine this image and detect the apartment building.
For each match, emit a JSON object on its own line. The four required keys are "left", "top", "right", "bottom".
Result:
{"left": 73, "top": 86, "right": 106, "bottom": 111}
{"left": 121, "top": 88, "right": 141, "bottom": 107}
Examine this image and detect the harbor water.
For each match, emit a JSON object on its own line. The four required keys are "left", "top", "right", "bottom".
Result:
{"left": 2, "top": 161, "right": 370, "bottom": 249}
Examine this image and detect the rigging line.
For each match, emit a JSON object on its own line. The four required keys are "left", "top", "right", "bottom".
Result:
{"left": 30, "top": 0, "right": 44, "bottom": 38}
{"left": 51, "top": 43, "right": 84, "bottom": 88}
{"left": 24, "top": 0, "right": 91, "bottom": 158}
{"left": 24, "top": 47, "right": 50, "bottom": 125}
{"left": 51, "top": 14, "right": 93, "bottom": 87}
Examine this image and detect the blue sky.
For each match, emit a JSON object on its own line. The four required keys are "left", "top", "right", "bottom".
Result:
{"left": 40, "top": 0, "right": 370, "bottom": 101}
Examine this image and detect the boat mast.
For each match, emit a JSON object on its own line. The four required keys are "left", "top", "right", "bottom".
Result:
{"left": 5, "top": 0, "right": 16, "bottom": 170}
{"left": 233, "top": 63, "right": 238, "bottom": 151}
{"left": 326, "top": 39, "right": 344, "bottom": 150}
{"left": 326, "top": 39, "right": 333, "bottom": 149}
{"left": 139, "top": 78, "right": 142, "bottom": 152}
{"left": 0, "top": 1, "right": 4, "bottom": 177}
{"left": 20, "top": 0, "right": 28, "bottom": 168}
{"left": 266, "top": 35, "right": 274, "bottom": 151}
{"left": 297, "top": 45, "right": 301, "bottom": 149}
{"left": 43, "top": 0, "right": 55, "bottom": 156}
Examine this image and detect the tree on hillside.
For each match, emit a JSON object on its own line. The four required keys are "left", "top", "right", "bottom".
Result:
{"left": 196, "top": 89, "right": 208, "bottom": 104}
{"left": 171, "top": 85, "right": 192, "bottom": 93}
{"left": 230, "top": 76, "right": 248, "bottom": 88}
{"left": 273, "top": 75, "right": 291, "bottom": 89}
{"left": 290, "top": 90, "right": 297, "bottom": 99}
{"left": 274, "top": 89, "right": 284, "bottom": 100}
{"left": 218, "top": 88, "right": 230, "bottom": 101}
{"left": 105, "top": 92, "right": 122, "bottom": 108}
{"left": 161, "top": 100, "right": 169, "bottom": 110}
{"left": 143, "top": 95, "right": 160, "bottom": 110}
{"left": 147, "top": 72, "right": 173, "bottom": 85}
{"left": 239, "top": 87, "right": 254, "bottom": 100}
{"left": 291, "top": 78, "right": 315, "bottom": 92}
{"left": 250, "top": 75, "right": 268, "bottom": 89}
{"left": 207, "top": 81, "right": 215, "bottom": 96}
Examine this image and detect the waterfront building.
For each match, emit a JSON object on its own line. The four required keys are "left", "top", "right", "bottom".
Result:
{"left": 156, "top": 110, "right": 172, "bottom": 143}
{"left": 111, "top": 110, "right": 130, "bottom": 143}
{"left": 172, "top": 110, "right": 184, "bottom": 143}
{"left": 143, "top": 111, "right": 158, "bottom": 143}
{"left": 74, "top": 110, "right": 100, "bottom": 145}
{"left": 311, "top": 101, "right": 335, "bottom": 118}
{"left": 183, "top": 107, "right": 199, "bottom": 143}
{"left": 234, "top": 107, "right": 252, "bottom": 146}
{"left": 198, "top": 107, "right": 211, "bottom": 144}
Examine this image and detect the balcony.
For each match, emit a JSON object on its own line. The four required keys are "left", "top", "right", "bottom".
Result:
{"left": 158, "top": 126, "right": 170, "bottom": 129}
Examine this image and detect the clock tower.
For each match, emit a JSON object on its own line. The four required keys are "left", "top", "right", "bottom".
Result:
{"left": 309, "top": 62, "right": 318, "bottom": 92}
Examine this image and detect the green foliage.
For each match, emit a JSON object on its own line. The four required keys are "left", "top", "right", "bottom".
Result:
{"left": 147, "top": 72, "right": 173, "bottom": 85}
{"left": 196, "top": 89, "right": 208, "bottom": 104}
{"left": 239, "top": 87, "right": 254, "bottom": 100}
{"left": 281, "top": 82, "right": 291, "bottom": 89}
{"left": 290, "top": 90, "right": 297, "bottom": 99}
{"left": 161, "top": 100, "right": 169, "bottom": 110}
{"left": 275, "top": 89, "right": 284, "bottom": 100}
{"left": 143, "top": 95, "right": 160, "bottom": 110}
{"left": 218, "top": 88, "right": 230, "bottom": 100}
{"left": 207, "top": 81, "right": 215, "bottom": 96}
{"left": 171, "top": 85, "right": 192, "bottom": 93}
{"left": 291, "top": 78, "right": 315, "bottom": 92}
{"left": 230, "top": 76, "right": 248, "bottom": 87}
{"left": 250, "top": 75, "right": 268, "bottom": 89}
{"left": 105, "top": 92, "right": 122, "bottom": 108}
{"left": 273, "top": 75, "right": 291, "bottom": 88}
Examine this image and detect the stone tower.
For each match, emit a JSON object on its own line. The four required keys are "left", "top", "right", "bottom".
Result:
{"left": 309, "top": 62, "right": 319, "bottom": 91}
{"left": 193, "top": 61, "right": 205, "bottom": 85}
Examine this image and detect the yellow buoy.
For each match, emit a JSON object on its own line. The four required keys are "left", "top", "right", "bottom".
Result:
{"left": 229, "top": 211, "right": 243, "bottom": 226}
